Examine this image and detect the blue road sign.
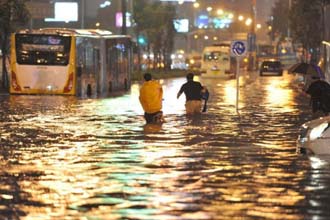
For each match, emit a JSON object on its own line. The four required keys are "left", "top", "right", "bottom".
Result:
{"left": 231, "top": 40, "right": 247, "bottom": 57}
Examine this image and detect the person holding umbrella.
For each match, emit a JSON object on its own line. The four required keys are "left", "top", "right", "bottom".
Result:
{"left": 305, "top": 76, "right": 330, "bottom": 115}
{"left": 288, "top": 63, "right": 325, "bottom": 90}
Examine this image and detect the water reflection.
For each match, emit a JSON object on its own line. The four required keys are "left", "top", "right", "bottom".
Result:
{"left": 0, "top": 72, "right": 330, "bottom": 219}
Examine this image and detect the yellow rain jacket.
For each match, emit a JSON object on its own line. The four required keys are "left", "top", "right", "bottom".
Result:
{"left": 139, "top": 80, "right": 163, "bottom": 114}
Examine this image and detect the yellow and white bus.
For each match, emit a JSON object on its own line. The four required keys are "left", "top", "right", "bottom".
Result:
{"left": 201, "top": 43, "right": 236, "bottom": 78}
{"left": 10, "top": 28, "right": 132, "bottom": 96}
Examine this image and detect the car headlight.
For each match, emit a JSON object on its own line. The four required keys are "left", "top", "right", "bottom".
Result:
{"left": 309, "top": 122, "right": 329, "bottom": 141}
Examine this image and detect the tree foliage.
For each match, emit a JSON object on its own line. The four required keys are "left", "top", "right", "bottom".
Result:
{"left": 133, "top": 1, "right": 176, "bottom": 70}
{"left": 267, "top": 0, "right": 290, "bottom": 41}
{"left": 290, "top": 0, "right": 322, "bottom": 60}
{"left": 0, "top": 0, "right": 30, "bottom": 88}
{"left": 269, "top": 0, "right": 330, "bottom": 62}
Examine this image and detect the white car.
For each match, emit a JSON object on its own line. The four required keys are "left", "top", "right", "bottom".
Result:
{"left": 297, "top": 116, "right": 330, "bottom": 154}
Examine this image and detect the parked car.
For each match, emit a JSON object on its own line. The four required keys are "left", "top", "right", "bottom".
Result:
{"left": 297, "top": 116, "right": 330, "bottom": 154}
{"left": 259, "top": 60, "right": 283, "bottom": 76}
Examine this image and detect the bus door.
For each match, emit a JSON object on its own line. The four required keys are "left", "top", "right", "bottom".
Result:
{"left": 93, "top": 48, "right": 100, "bottom": 93}
{"left": 76, "top": 38, "right": 99, "bottom": 97}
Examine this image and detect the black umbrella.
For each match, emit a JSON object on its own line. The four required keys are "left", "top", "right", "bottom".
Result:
{"left": 288, "top": 62, "right": 324, "bottom": 78}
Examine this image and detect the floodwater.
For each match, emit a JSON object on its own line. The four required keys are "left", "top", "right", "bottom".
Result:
{"left": 1, "top": 71, "right": 330, "bottom": 220}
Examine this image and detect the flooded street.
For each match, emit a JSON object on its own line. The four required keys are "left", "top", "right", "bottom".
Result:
{"left": 1, "top": 71, "right": 330, "bottom": 220}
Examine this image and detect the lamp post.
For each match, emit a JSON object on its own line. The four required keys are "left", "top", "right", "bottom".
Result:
{"left": 247, "top": 0, "right": 257, "bottom": 71}
{"left": 81, "top": 0, "right": 85, "bottom": 28}
{"left": 321, "top": 0, "right": 328, "bottom": 79}
{"left": 121, "top": 0, "right": 127, "bottom": 35}
{"left": 287, "top": 0, "right": 292, "bottom": 38}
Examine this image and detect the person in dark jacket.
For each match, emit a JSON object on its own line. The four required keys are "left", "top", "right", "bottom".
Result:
{"left": 177, "top": 73, "right": 207, "bottom": 115}
{"left": 306, "top": 76, "right": 330, "bottom": 115}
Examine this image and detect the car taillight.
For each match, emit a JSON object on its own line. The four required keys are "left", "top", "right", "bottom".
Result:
{"left": 63, "top": 73, "right": 74, "bottom": 93}
{"left": 11, "top": 71, "right": 22, "bottom": 91}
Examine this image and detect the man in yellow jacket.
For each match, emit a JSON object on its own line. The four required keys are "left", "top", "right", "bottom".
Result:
{"left": 139, "top": 73, "right": 164, "bottom": 123}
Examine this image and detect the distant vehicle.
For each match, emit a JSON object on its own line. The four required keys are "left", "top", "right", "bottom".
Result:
{"left": 259, "top": 60, "right": 283, "bottom": 76}
{"left": 201, "top": 43, "right": 236, "bottom": 78}
{"left": 186, "top": 54, "right": 202, "bottom": 70}
{"left": 171, "top": 50, "right": 187, "bottom": 70}
{"left": 256, "top": 44, "right": 276, "bottom": 69}
{"left": 10, "top": 28, "right": 133, "bottom": 96}
{"left": 297, "top": 116, "right": 330, "bottom": 154}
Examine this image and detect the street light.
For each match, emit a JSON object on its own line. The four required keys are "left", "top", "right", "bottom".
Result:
{"left": 247, "top": 0, "right": 257, "bottom": 71}
{"left": 245, "top": 18, "right": 252, "bottom": 26}
{"left": 81, "top": 0, "right": 85, "bottom": 28}
{"left": 121, "top": 0, "right": 127, "bottom": 35}
{"left": 217, "top": 9, "right": 224, "bottom": 15}
{"left": 193, "top": 2, "right": 199, "bottom": 8}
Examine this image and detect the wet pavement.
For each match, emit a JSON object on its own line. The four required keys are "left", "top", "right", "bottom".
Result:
{"left": 1, "top": 71, "right": 330, "bottom": 220}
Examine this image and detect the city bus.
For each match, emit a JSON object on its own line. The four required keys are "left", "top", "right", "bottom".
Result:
{"left": 10, "top": 28, "right": 133, "bottom": 96}
{"left": 200, "top": 43, "right": 235, "bottom": 78}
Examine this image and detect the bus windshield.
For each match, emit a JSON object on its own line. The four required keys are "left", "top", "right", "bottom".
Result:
{"left": 204, "top": 51, "right": 227, "bottom": 61}
{"left": 15, "top": 34, "right": 71, "bottom": 66}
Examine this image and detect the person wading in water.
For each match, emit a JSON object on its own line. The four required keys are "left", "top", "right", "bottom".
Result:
{"left": 139, "top": 73, "right": 164, "bottom": 124}
{"left": 177, "top": 73, "right": 208, "bottom": 115}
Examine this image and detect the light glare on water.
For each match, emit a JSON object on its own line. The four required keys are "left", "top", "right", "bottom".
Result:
{"left": 1, "top": 72, "right": 330, "bottom": 220}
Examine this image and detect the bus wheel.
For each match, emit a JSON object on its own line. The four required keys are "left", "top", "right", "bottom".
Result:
{"left": 87, "top": 84, "right": 92, "bottom": 97}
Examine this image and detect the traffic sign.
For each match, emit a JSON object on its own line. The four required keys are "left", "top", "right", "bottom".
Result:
{"left": 230, "top": 40, "right": 247, "bottom": 57}
{"left": 230, "top": 40, "right": 247, "bottom": 113}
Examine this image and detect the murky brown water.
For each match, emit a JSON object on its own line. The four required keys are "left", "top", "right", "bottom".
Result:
{"left": 1, "top": 72, "right": 330, "bottom": 220}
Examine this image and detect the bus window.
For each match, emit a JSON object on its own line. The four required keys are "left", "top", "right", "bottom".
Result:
{"left": 15, "top": 34, "right": 71, "bottom": 66}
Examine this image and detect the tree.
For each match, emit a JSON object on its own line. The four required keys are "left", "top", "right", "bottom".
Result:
{"left": 133, "top": 1, "right": 176, "bottom": 70}
{"left": 0, "top": 0, "right": 30, "bottom": 89}
{"left": 161, "top": 4, "right": 175, "bottom": 71}
{"left": 267, "top": 0, "right": 290, "bottom": 43}
{"left": 133, "top": 0, "right": 151, "bottom": 71}
{"left": 290, "top": 0, "right": 322, "bottom": 62}
{"left": 317, "top": 0, "right": 330, "bottom": 40}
